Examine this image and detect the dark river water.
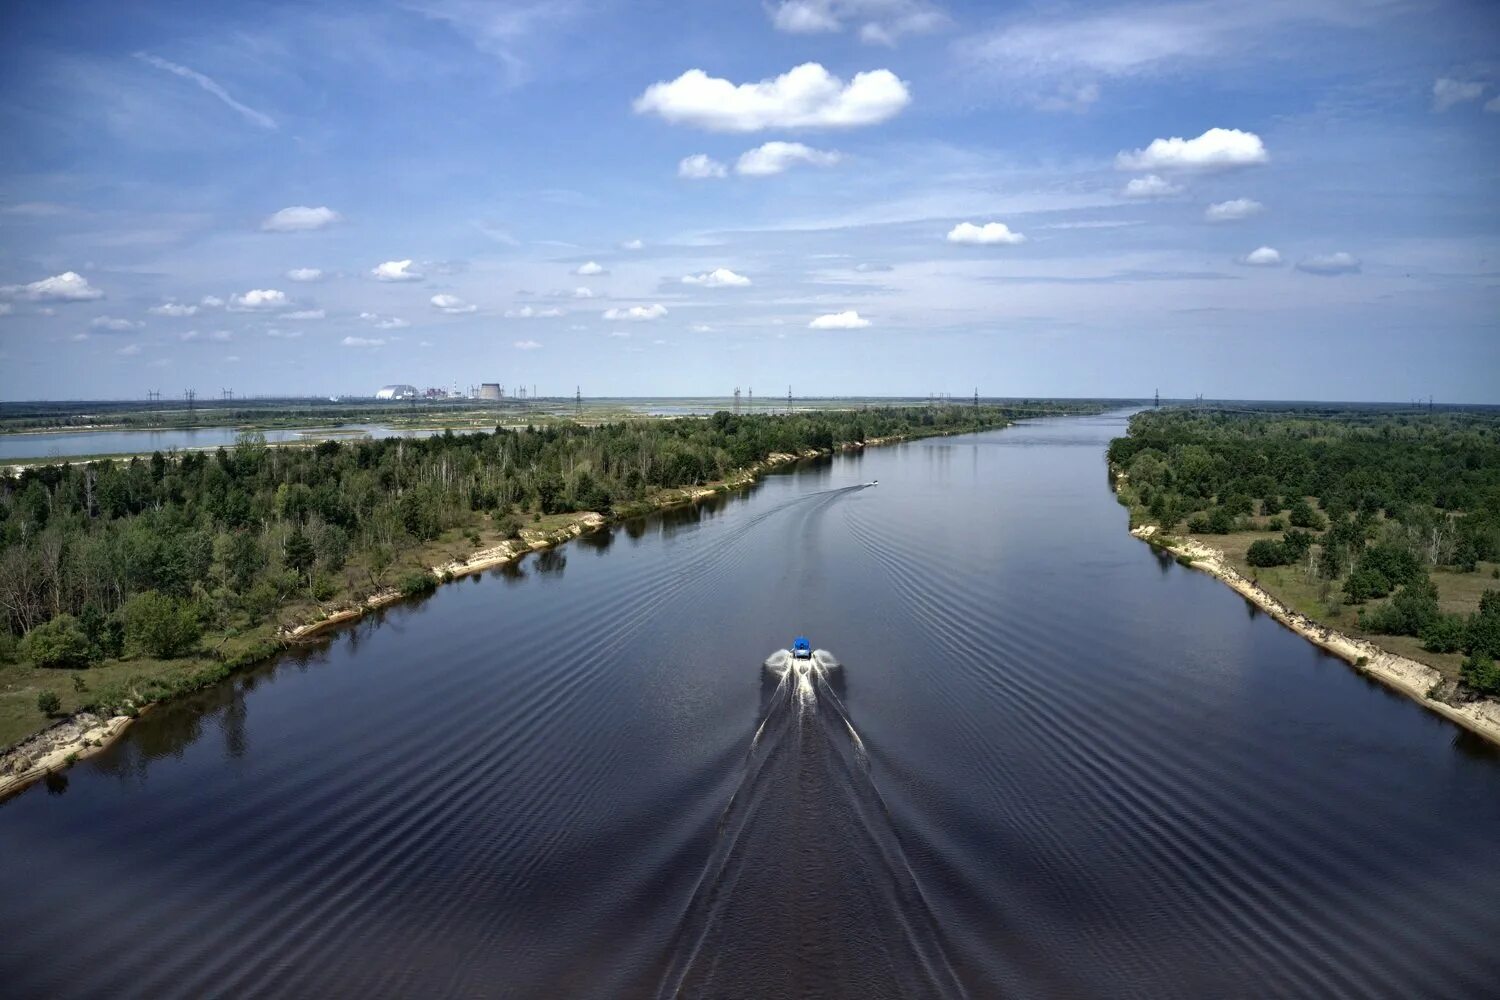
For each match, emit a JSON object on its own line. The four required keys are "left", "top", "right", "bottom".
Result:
{"left": 3, "top": 413, "right": 1499, "bottom": 998}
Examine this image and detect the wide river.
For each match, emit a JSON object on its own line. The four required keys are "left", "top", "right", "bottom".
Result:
{"left": 2, "top": 413, "right": 1499, "bottom": 998}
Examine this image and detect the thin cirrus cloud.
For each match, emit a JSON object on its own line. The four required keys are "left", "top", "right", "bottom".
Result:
{"left": 736, "top": 141, "right": 841, "bottom": 176}
{"left": 683, "top": 268, "right": 751, "bottom": 287}
{"left": 341, "top": 336, "right": 384, "bottom": 348}
{"left": 282, "top": 309, "right": 325, "bottom": 320}
{"left": 634, "top": 63, "right": 911, "bottom": 132}
{"left": 1297, "top": 252, "right": 1361, "bottom": 275}
{"left": 505, "top": 305, "right": 565, "bottom": 318}
{"left": 286, "top": 268, "right": 323, "bottom": 282}
{"left": 514, "top": 339, "right": 542, "bottom": 350}
{"left": 228, "top": 289, "right": 289, "bottom": 311}
{"left": 1121, "top": 174, "right": 1182, "bottom": 199}
{"left": 1116, "top": 128, "right": 1268, "bottom": 172}
{"left": 0, "top": 271, "right": 104, "bottom": 302}
{"left": 603, "top": 304, "right": 668, "bottom": 321}
{"left": 372, "top": 259, "right": 423, "bottom": 281}
{"left": 431, "top": 294, "right": 477, "bottom": 314}
{"left": 133, "top": 52, "right": 276, "bottom": 130}
{"left": 1432, "top": 77, "right": 1486, "bottom": 112}
{"left": 89, "top": 316, "right": 141, "bottom": 332}
{"left": 1204, "top": 198, "right": 1264, "bottom": 222}
{"left": 768, "top": 0, "right": 948, "bottom": 45}
{"left": 261, "top": 206, "right": 341, "bottom": 232}
{"left": 809, "top": 310, "right": 870, "bottom": 329}
{"left": 679, "top": 154, "right": 728, "bottom": 179}
{"left": 149, "top": 301, "right": 197, "bottom": 317}
{"left": 1239, "top": 246, "right": 1283, "bottom": 266}
{"left": 947, "top": 221, "right": 1026, "bottom": 245}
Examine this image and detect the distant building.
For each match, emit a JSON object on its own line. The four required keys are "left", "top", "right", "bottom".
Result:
{"left": 375, "top": 384, "right": 418, "bottom": 400}
{"left": 478, "top": 383, "right": 503, "bottom": 401}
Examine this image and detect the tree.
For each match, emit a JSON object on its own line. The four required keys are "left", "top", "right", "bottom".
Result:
{"left": 1247, "top": 540, "right": 1289, "bottom": 567}
{"left": 284, "top": 526, "right": 316, "bottom": 586}
{"left": 123, "top": 591, "right": 202, "bottom": 659}
{"left": 1461, "top": 654, "right": 1500, "bottom": 696}
{"left": 1420, "top": 614, "right": 1466, "bottom": 654}
{"left": 20, "top": 615, "right": 91, "bottom": 669}
{"left": 37, "top": 690, "right": 61, "bottom": 716}
{"left": 1288, "top": 499, "right": 1326, "bottom": 531}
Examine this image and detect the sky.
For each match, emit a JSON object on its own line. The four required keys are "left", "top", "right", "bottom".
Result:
{"left": 1, "top": 0, "right": 1498, "bottom": 403}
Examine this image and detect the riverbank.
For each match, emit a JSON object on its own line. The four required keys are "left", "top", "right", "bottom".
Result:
{"left": 1127, "top": 523, "right": 1500, "bottom": 746}
{"left": 0, "top": 430, "right": 962, "bottom": 800}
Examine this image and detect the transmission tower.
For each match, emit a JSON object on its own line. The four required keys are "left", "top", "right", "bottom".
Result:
{"left": 147, "top": 389, "right": 160, "bottom": 402}
{"left": 787, "top": 385, "right": 792, "bottom": 415}
{"left": 575, "top": 385, "right": 581, "bottom": 415}
{"left": 748, "top": 387, "right": 753, "bottom": 411}
{"left": 221, "top": 388, "right": 233, "bottom": 401}
{"left": 733, "top": 387, "right": 741, "bottom": 414}
{"left": 973, "top": 387, "right": 979, "bottom": 408}
{"left": 184, "top": 389, "right": 196, "bottom": 422}
{"left": 1154, "top": 388, "right": 1160, "bottom": 408}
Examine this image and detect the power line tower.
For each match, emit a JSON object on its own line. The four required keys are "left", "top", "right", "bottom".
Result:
{"left": 973, "top": 387, "right": 979, "bottom": 408}
{"left": 184, "top": 389, "right": 196, "bottom": 422}
{"left": 787, "top": 385, "right": 792, "bottom": 415}
{"left": 147, "top": 389, "right": 160, "bottom": 402}
{"left": 733, "top": 387, "right": 741, "bottom": 414}
{"left": 221, "top": 388, "right": 233, "bottom": 401}
{"left": 575, "top": 385, "right": 581, "bottom": 415}
{"left": 748, "top": 387, "right": 753, "bottom": 412}
{"left": 1154, "top": 387, "right": 1160, "bottom": 408}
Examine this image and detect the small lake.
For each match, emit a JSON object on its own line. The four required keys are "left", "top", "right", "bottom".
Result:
{"left": 1, "top": 412, "right": 1497, "bottom": 997}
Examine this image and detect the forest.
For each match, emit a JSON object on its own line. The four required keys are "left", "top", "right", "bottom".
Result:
{"left": 0, "top": 404, "right": 1053, "bottom": 735}
{"left": 1109, "top": 407, "right": 1500, "bottom": 696}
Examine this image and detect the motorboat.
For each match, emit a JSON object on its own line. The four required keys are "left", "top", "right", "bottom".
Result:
{"left": 792, "top": 636, "right": 812, "bottom": 659}
{"left": 764, "top": 640, "right": 841, "bottom": 675}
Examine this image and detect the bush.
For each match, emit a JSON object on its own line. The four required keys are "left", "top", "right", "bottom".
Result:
{"left": 1360, "top": 577, "right": 1439, "bottom": 637}
{"left": 0, "top": 630, "right": 17, "bottom": 664}
{"left": 494, "top": 514, "right": 523, "bottom": 539}
{"left": 1207, "top": 507, "right": 1235, "bottom": 534}
{"left": 396, "top": 571, "right": 436, "bottom": 598}
{"left": 20, "top": 616, "right": 92, "bottom": 669}
{"left": 1421, "top": 614, "right": 1467, "bottom": 654}
{"left": 123, "top": 590, "right": 203, "bottom": 658}
{"left": 1246, "top": 540, "right": 1290, "bottom": 567}
{"left": 37, "top": 690, "right": 62, "bottom": 716}
{"left": 1187, "top": 513, "right": 1211, "bottom": 534}
{"left": 1288, "top": 499, "right": 1326, "bottom": 531}
{"left": 1266, "top": 517, "right": 1285, "bottom": 532}
{"left": 1343, "top": 568, "right": 1391, "bottom": 604}
{"left": 311, "top": 574, "right": 339, "bottom": 602}
{"left": 1461, "top": 653, "right": 1500, "bottom": 696}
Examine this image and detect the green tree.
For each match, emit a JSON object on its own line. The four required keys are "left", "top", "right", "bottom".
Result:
{"left": 123, "top": 591, "right": 203, "bottom": 658}
{"left": 37, "top": 690, "right": 61, "bottom": 716}
{"left": 284, "top": 526, "right": 316, "bottom": 586}
{"left": 20, "top": 616, "right": 92, "bottom": 669}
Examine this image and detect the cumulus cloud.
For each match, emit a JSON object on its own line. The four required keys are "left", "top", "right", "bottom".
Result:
{"left": 372, "top": 259, "right": 423, "bottom": 282}
{"left": 228, "top": 289, "right": 289, "bottom": 311}
{"left": 809, "top": 310, "right": 870, "bottom": 329}
{"left": 769, "top": 1, "right": 946, "bottom": 44}
{"left": 266, "top": 328, "right": 303, "bottom": 339}
{"left": 1204, "top": 197, "right": 1264, "bottom": 222}
{"left": 1297, "top": 252, "right": 1361, "bottom": 275}
{"left": 359, "top": 311, "right": 409, "bottom": 329}
{"left": 678, "top": 154, "right": 728, "bottom": 179}
{"left": 282, "top": 309, "right": 325, "bottom": 320}
{"left": 682, "top": 268, "right": 752, "bottom": 288}
{"left": 575, "top": 261, "right": 607, "bottom": 276}
{"left": 603, "top": 304, "right": 668, "bottom": 321}
{"left": 634, "top": 63, "right": 911, "bottom": 132}
{"left": 573, "top": 287, "right": 595, "bottom": 298}
{"left": 1116, "top": 128, "right": 1268, "bottom": 172}
{"left": 946, "top": 221, "right": 1026, "bottom": 245}
{"left": 736, "top": 141, "right": 841, "bottom": 176}
{"left": 1433, "top": 77, "right": 1486, "bottom": 112}
{"left": 200, "top": 295, "right": 225, "bottom": 308}
{"left": 1238, "top": 246, "right": 1282, "bottom": 266}
{"left": 505, "top": 305, "right": 565, "bottom": 318}
{"left": 1, "top": 271, "right": 104, "bottom": 302}
{"left": 514, "top": 339, "right": 542, "bottom": 350}
{"left": 261, "top": 206, "right": 341, "bottom": 232}
{"left": 1121, "top": 174, "right": 1182, "bottom": 199}
{"left": 431, "top": 293, "right": 477, "bottom": 314}
{"left": 622, "top": 238, "right": 644, "bottom": 250}
{"left": 341, "top": 336, "right": 384, "bottom": 348}
{"left": 286, "top": 267, "right": 323, "bottom": 282}
{"left": 149, "top": 301, "right": 198, "bottom": 317}
{"left": 89, "top": 316, "right": 141, "bottom": 332}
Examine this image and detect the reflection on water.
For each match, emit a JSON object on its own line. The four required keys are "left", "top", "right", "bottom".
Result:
{"left": 1, "top": 415, "right": 1499, "bottom": 998}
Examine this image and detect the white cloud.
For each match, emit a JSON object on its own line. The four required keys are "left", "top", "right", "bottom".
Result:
{"left": 0, "top": 303, "right": 12, "bottom": 316}
{"left": 691, "top": 323, "right": 715, "bottom": 333}
{"left": 1204, "top": 197, "right": 1263, "bottom": 222}
{"left": 1, "top": 271, "right": 104, "bottom": 302}
{"left": 769, "top": 1, "right": 946, "bottom": 44}
{"left": 809, "top": 310, "right": 870, "bottom": 329}
{"left": 1487, "top": 95, "right": 1500, "bottom": 114}
{"left": 200, "top": 295, "right": 225, "bottom": 308}
{"left": 89, "top": 316, "right": 141, "bottom": 331}
{"left": 209, "top": 330, "right": 233, "bottom": 342}
{"left": 771, "top": 1, "right": 840, "bottom": 32}
{"left": 505, "top": 305, "right": 565, "bottom": 318}
{"left": 1297, "top": 252, "right": 1361, "bottom": 275}
{"left": 116, "top": 343, "right": 142, "bottom": 357}
{"left": 1238, "top": 246, "right": 1282, "bottom": 266}
{"left": 134, "top": 52, "right": 276, "bottom": 130}
{"left": 431, "top": 293, "right": 477, "bottom": 314}
{"left": 286, "top": 267, "right": 323, "bottom": 282}
{"left": 1121, "top": 174, "right": 1182, "bottom": 199}
{"left": 678, "top": 154, "right": 729, "bottom": 179}
{"left": 573, "top": 287, "right": 595, "bottom": 299}
{"left": 603, "top": 304, "right": 668, "bottom": 321}
{"left": 683, "top": 268, "right": 752, "bottom": 287}
{"left": 947, "top": 221, "right": 1026, "bottom": 245}
{"left": 266, "top": 328, "right": 303, "bottom": 339}
{"left": 149, "top": 301, "right": 198, "bottom": 317}
{"left": 1116, "top": 128, "right": 1268, "bottom": 172}
{"left": 341, "top": 336, "right": 385, "bottom": 348}
{"left": 607, "top": 330, "right": 631, "bottom": 338}
{"left": 575, "top": 261, "right": 607, "bottom": 276}
{"left": 372, "top": 259, "right": 423, "bottom": 282}
{"left": 1433, "top": 77, "right": 1485, "bottom": 112}
{"left": 282, "top": 309, "right": 325, "bottom": 320}
{"left": 622, "top": 238, "right": 644, "bottom": 250}
{"left": 359, "top": 312, "right": 409, "bottom": 329}
{"left": 736, "top": 141, "right": 841, "bottom": 176}
{"left": 514, "top": 339, "right": 542, "bottom": 350}
{"left": 261, "top": 206, "right": 341, "bottom": 232}
{"left": 634, "top": 63, "right": 911, "bottom": 132}
{"left": 228, "top": 289, "right": 289, "bottom": 311}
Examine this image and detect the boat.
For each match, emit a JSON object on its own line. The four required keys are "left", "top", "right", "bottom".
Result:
{"left": 764, "top": 640, "right": 841, "bottom": 675}
{"left": 792, "top": 635, "right": 812, "bottom": 659}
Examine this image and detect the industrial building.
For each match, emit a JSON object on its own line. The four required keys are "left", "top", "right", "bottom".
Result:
{"left": 375, "top": 384, "right": 418, "bottom": 400}
{"left": 478, "top": 383, "right": 503, "bottom": 401}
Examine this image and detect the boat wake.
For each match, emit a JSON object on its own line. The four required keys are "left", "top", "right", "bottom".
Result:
{"left": 656, "top": 652, "right": 964, "bottom": 999}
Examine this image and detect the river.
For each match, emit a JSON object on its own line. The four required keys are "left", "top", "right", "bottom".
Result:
{"left": 0, "top": 425, "right": 435, "bottom": 462}
{"left": 2, "top": 412, "right": 1498, "bottom": 998}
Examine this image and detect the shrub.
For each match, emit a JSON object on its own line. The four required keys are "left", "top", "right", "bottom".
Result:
{"left": 1343, "top": 568, "right": 1391, "bottom": 604}
{"left": 37, "top": 690, "right": 62, "bottom": 716}
{"left": 1360, "top": 577, "right": 1439, "bottom": 637}
{"left": 0, "top": 630, "right": 17, "bottom": 664}
{"left": 1421, "top": 614, "right": 1467, "bottom": 654}
{"left": 1266, "top": 517, "right": 1285, "bottom": 532}
{"left": 311, "top": 574, "right": 339, "bottom": 602}
{"left": 123, "top": 590, "right": 203, "bottom": 658}
{"left": 1246, "top": 540, "right": 1290, "bottom": 567}
{"left": 397, "top": 571, "right": 436, "bottom": 598}
{"left": 1207, "top": 507, "right": 1235, "bottom": 534}
{"left": 1186, "top": 513, "right": 1211, "bottom": 534}
{"left": 1288, "top": 499, "right": 1326, "bottom": 531}
{"left": 1281, "top": 529, "right": 1315, "bottom": 560}
{"left": 1461, "top": 654, "right": 1500, "bottom": 696}
{"left": 495, "top": 514, "right": 523, "bottom": 539}
{"left": 20, "top": 616, "right": 92, "bottom": 669}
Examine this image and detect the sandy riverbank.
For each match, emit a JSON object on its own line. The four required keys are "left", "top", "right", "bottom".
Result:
{"left": 1130, "top": 524, "right": 1500, "bottom": 747}
{"left": 0, "top": 429, "right": 959, "bottom": 800}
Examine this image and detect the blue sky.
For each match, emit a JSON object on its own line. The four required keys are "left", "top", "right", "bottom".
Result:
{"left": 1, "top": 0, "right": 1497, "bottom": 402}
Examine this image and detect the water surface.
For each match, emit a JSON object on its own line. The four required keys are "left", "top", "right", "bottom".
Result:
{"left": 2, "top": 413, "right": 1498, "bottom": 998}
